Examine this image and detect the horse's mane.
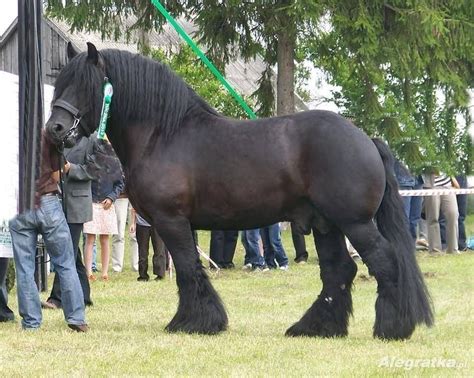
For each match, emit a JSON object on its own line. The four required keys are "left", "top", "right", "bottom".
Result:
{"left": 53, "top": 48, "right": 219, "bottom": 140}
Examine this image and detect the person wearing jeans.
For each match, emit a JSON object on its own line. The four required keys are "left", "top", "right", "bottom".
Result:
{"left": 8, "top": 132, "right": 87, "bottom": 331}
{"left": 241, "top": 229, "right": 268, "bottom": 271}
{"left": 43, "top": 134, "right": 98, "bottom": 310}
{"left": 261, "top": 224, "right": 289, "bottom": 270}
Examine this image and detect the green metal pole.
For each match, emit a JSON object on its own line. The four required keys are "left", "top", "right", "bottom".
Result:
{"left": 151, "top": 0, "right": 257, "bottom": 119}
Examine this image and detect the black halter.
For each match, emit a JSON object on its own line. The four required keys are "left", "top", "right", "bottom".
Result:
{"left": 52, "top": 99, "right": 89, "bottom": 144}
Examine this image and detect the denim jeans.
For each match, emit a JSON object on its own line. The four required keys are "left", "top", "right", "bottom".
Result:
{"left": 261, "top": 224, "right": 289, "bottom": 268}
{"left": 241, "top": 229, "right": 265, "bottom": 267}
{"left": 9, "top": 195, "right": 86, "bottom": 329}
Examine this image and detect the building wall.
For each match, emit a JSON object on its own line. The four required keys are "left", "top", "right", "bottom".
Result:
{"left": 0, "top": 27, "right": 18, "bottom": 76}
{"left": 0, "top": 20, "right": 69, "bottom": 86}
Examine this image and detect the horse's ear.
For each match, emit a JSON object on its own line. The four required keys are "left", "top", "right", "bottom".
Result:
{"left": 67, "top": 42, "right": 78, "bottom": 61}
{"left": 86, "top": 42, "right": 99, "bottom": 65}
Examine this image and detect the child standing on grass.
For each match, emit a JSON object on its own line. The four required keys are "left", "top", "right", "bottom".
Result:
{"left": 129, "top": 208, "right": 168, "bottom": 281}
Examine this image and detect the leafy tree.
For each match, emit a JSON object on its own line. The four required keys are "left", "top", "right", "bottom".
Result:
{"left": 46, "top": 0, "right": 325, "bottom": 117}
{"left": 303, "top": 0, "right": 473, "bottom": 174}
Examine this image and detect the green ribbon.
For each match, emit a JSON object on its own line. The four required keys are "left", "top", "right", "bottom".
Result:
{"left": 97, "top": 79, "right": 113, "bottom": 139}
{"left": 151, "top": 0, "right": 257, "bottom": 119}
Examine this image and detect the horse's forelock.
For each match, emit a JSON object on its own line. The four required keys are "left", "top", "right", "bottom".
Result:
{"left": 54, "top": 53, "right": 103, "bottom": 133}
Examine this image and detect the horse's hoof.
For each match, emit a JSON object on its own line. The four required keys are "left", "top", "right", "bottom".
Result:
{"left": 285, "top": 320, "right": 348, "bottom": 338}
{"left": 165, "top": 318, "right": 227, "bottom": 335}
{"left": 285, "top": 323, "right": 309, "bottom": 337}
{"left": 373, "top": 293, "right": 415, "bottom": 341}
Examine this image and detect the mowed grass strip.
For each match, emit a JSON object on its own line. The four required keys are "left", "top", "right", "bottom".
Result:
{"left": 0, "top": 215, "right": 472, "bottom": 376}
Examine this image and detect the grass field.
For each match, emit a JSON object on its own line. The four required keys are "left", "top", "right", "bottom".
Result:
{"left": 0, "top": 216, "right": 473, "bottom": 376}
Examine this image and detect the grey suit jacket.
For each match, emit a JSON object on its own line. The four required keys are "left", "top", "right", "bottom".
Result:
{"left": 63, "top": 135, "right": 98, "bottom": 224}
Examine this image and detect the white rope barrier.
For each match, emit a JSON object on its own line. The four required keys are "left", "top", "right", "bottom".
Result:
{"left": 399, "top": 188, "right": 474, "bottom": 197}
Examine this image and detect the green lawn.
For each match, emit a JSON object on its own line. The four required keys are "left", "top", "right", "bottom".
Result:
{"left": 0, "top": 218, "right": 473, "bottom": 376}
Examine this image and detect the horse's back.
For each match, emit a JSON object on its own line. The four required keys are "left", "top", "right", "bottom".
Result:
{"left": 161, "top": 109, "right": 385, "bottom": 229}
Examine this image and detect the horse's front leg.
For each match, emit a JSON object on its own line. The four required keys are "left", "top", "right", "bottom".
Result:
{"left": 155, "top": 215, "right": 228, "bottom": 335}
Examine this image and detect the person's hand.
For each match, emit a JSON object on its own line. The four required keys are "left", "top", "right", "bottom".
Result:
{"left": 63, "top": 161, "right": 71, "bottom": 174}
{"left": 102, "top": 198, "right": 113, "bottom": 210}
{"left": 129, "top": 223, "right": 136, "bottom": 234}
{"left": 451, "top": 177, "right": 460, "bottom": 189}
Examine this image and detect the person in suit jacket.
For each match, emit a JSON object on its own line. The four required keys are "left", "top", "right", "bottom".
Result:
{"left": 43, "top": 134, "right": 99, "bottom": 309}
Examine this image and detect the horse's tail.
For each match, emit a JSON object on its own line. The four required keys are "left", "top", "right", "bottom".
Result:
{"left": 372, "top": 138, "right": 434, "bottom": 331}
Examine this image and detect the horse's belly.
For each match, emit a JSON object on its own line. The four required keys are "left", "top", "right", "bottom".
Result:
{"left": 191, "top": 186, "right": 296, "bottom": 230}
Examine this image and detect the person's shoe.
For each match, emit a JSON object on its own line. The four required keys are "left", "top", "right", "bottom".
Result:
{"left": 222, "top": 262, "right": 235, "bottom": 269}
{"left": 429, "top": 248, "right": 443, "bottom": 256}
{"left": 85, "top": 300, "right": 94, "bottom": 307}
{"left": 446, "top": 250, "right": 461, "bottom": 255}
{"left": 416, "top": 239, "right": 429, "bottom": 249}
{"left": 279, "top": 264, "right": 289, "bottom": 271}
{"left": 242, "top": 263, "right": 252, "bottom": 271}
{"left": 154, "top": 276, "right": 164, "bottom": 281}
{"left": 41, "top": 300, "right": 60, "bottom": 310}
{"left": 137, "top": 276, "right": 149, "bottom": 282}
{"left": 294, "top": 256, "right": 308, "bottom": 264}
{"left": 252, "top": 265, "right": 270, "bottom": 272}
{"left": 68, "top": 323, "right": 89, "bottom": 333}
{"left": 0, "top": 315, "right": 15, "bottom": 322}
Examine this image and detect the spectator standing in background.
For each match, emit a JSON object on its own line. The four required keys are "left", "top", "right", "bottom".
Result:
{"left": 111, "top": 190, "right": 138, "bottom": 273}
{"left": 83, "top": 139, "right": 124, "bottom": 281}
{"left": 130, "top": 208, "right": 168, "bottom": 281}
{"left": 423, "top": 172, "right": 460, "bottom": 254}
{"left": 209, "top": 230, "right": 238, "bottom": 269}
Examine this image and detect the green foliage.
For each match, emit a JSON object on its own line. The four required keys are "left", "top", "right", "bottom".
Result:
{"left": 151, "top": 46, "right": 250, "bottom": 118}
{"left": 304, "top": 0, "right": 474, "bottom": 174}
{"left": 46, "top": 0, "right": 186, "bottom": 40}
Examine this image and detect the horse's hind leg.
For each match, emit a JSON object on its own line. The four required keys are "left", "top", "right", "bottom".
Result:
{"left": 343, "top": 221, "right": 413, "bottom": 340}
{"left": 286, "top": 227, "right": 357, "bottom": 338}
{"left": 155, "top": 216, "right": 228, "bottom": 334}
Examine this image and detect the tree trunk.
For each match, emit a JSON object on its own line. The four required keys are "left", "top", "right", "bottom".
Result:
{"left": 276, "top": 31, "right": 295, "bottom": 116}
{"left": 138, "top": 28, "right": 150, "bottom": 55}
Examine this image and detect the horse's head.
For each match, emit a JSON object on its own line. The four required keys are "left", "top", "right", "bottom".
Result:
{"left": 46, "top": 42, "right": 106, "bottom": 148}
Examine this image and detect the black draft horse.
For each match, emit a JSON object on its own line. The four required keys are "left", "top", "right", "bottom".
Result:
{"left": 46, "top": 43, "right": 433, "bottom": 340}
